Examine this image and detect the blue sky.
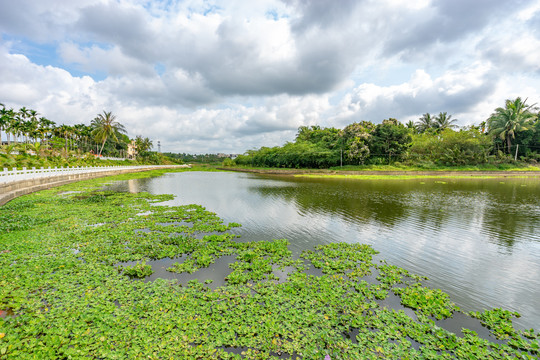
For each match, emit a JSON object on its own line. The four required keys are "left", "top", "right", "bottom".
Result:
{"left": 1, "top": 0, "right": 540, "bottom": 153}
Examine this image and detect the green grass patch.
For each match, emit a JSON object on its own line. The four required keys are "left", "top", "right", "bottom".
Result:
{"left": 328, "top": 163, "right": 540, "bottom": 172}
{"left": 294, "top": 174, "right": 514, "bottom": 180}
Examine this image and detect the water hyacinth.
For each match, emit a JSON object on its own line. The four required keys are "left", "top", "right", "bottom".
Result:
{"left": 0, "top": 168, "right": 538, "bottom": 359}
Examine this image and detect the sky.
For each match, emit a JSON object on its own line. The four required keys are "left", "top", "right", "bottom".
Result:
{"left": 1, "top": 0, "right": 540, "bottom": 154}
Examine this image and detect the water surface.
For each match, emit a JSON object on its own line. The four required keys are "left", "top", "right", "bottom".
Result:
{"left": 106, "top": 171, "right": 540, "bottom": 330}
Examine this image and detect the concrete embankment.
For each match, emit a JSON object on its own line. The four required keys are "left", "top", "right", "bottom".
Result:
{"left": 0, "top": 165, "right": 185, "bottom": 206}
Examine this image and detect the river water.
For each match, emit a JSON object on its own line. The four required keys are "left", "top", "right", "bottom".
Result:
{"left": 107, "top": 171, "right": 540, "bottom": 330}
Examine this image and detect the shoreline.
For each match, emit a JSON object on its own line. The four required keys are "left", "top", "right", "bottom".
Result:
{"left": 0, "top": 165, "right": 187, "bottom": 206}
{"left": 219, "top": 166, "right": 540, "bottom": 178}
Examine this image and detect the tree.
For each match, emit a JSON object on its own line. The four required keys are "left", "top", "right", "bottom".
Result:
{"left": 340, "top": 121, "right": 375, "bottom": 164}
{"left": 371, "top": 118, "right": 412, "bottom": 163}
{"left": 134, "top": 135, "right": 153, "bottom": 154}
{"left": 434, "top": 112, "right": 458, "bottom": 132}
{"left": 296, "top": 125, "right": 340, "bottom": 149}
{"left": 405, "top": 120, "right": 417, "bottom": 133}
{"left": 38, "top": 117, "right": 56, "bottom": 145}
{"left": 2, "top": 107, "right": 16, "bottom": 144}
{"left": 91, "top": 111, "right": 127, "bottom": 156}
{"left": 487, "top": 97, "right": 537, "bottom": 154}
{"left": 27, "top": 109, "right": 39, "bottom": 143}
{"left": 416, "top": 113, "right": 434, "bottom": 133}
{"left": 409, "top": 128, "right": 492, "bottom": 165}
{"left": 56, "top": 124, "right": 74, "bottom": 151}
{"left": 0, "top": 105, "right": 14, "bottom": 145}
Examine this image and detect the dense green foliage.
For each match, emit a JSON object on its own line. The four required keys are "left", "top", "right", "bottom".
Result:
{"left": 408, "top": 128, "right": 493, "bottom": 166}
{"left": 235, "top": 98, "right": 540, "bottom": 169}
{"left": 0, "top": 144, "right": 177, "bottom": 169}
{"left": 0, "top": 103, "right": 165, "bottom": 162}
{"left": 1, "top": 170, "right": 538, "bottom": 359}
{"left": 164, "top": 153, "right": 235, "bottom": 164}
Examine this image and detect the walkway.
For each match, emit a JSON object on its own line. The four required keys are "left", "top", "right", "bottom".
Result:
{"left": 0, "top": 165, "right": 189, "bottom": 206}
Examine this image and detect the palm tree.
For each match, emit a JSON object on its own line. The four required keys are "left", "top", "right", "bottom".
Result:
{"left": 56, "top": 124, "right": 74, "bottom": 152}
{"left": 91, "top": 111, "right": 127, "bottom": 156}
{"left": 405, "top": 120, "right": 417, "bottom": 133}
{"left": 2, "top": 108, "right": 16, "bottom": 145}
{"left": 487, "top": 97, "right": 537, "bottom": 154}
{"left": 27, "top": 109, "right": 39, "bottom": 143}
{"left": 434, "top": 112, "right": 458, "bottom": 132}
{"left": 416, "top": 113, "right": 434, "bottom": 133}
{"left": 0, "top": 105, "right": 12, "bottom": 145}
{"left": 38, "top": 117, "right": 55, "bottom": 145}
{"left": 134, "top": 135, "right": 153, "bottom": 153}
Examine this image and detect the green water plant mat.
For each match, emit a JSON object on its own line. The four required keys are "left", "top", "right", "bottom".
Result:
{"left": 0, "top": 170, "right": 538, "bottom": 359}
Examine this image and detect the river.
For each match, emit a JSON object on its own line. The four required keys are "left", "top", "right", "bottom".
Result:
{"left": 106, "top": 171, "right": 540, "bottom": 330}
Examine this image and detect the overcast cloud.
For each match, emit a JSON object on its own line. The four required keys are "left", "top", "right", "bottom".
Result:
{"left": 1, "top": 0, "right": 540, "bottom": 153}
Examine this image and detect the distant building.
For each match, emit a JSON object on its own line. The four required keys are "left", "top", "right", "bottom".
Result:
{"left": 127, "top": 140, "right": 137, "bottom": 159}
{"left": 217, "top": 153, "right": 239, "bottom": 159}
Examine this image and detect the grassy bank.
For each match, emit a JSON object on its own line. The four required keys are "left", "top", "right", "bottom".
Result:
{"left": 221, "top": 165, "right": 540, "bottom": 180}
{"left": 1, "top": 169, "right": 538, "bottom": 359}
{"left": 328, "top": 164, "right": 540, "bottom": 172}
{"left": 225, "top": 163, "right": 540, "bottom": 173}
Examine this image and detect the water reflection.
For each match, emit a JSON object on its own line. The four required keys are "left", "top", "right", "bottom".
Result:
{"left": 104, "top": 172, "right": 540, "bottom": 330}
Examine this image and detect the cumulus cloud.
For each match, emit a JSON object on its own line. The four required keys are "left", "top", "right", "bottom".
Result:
{"left": 0, "top": 44, "right": 101, "bottom": 121}
{"left": 58, "top": 43, "right": 154, "bottom": 77}
{"left": 383, "top": 0, "right": 533, "bottom": 59}
{"left": 0, "top": 0, "right": 95, "bottom": 42}
{"left": 332, "top": 63, "right": 498, "bottom": 125}
{"left": 1, "top": 0, "right": 540, "bottom": 153}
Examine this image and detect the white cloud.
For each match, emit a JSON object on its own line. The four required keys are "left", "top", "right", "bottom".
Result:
{"left": 59, "top": 42, "right": 154, "bottom": 77}
{"left": 331, "top": 63, "right": 499, "bottom": 125}
{"left": 1, "top": 0, "right": 540, "bottom": 153}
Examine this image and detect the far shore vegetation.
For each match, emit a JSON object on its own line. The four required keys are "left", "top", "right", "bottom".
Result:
{"left": 0, "top": 105, "right": 178, "bottom": 169}
{"left": 230, "top": 97, "right": 540, "bottom": 171}
{"left": 3, "top": 97, "right": 540, "bottom": 173}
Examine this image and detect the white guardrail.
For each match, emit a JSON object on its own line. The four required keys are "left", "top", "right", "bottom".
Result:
{"left": 0, "top": 165, "right": 163, "bottom": 185}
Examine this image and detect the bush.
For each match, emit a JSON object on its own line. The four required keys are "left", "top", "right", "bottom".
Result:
{"left": 222, "top": 158, "right": 234, "bottom": 167}
{"left": 408, "top": 128, "right": 492, "bottom": 165}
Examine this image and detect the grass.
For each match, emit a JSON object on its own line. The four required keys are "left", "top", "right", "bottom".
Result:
{"left": 226, "top": 163, "right": 540, "bottom": 175}
{"left": 0, "top": 169, "right": 538, "bottom": 359}
{"left": 328, "top": 163, "right": 540, "bottom": 172}
{"left": 294, "top": 174, "right": 532, "bottom": 180}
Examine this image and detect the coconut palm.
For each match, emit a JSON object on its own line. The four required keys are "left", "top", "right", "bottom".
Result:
{"left": 434, "top": 112, "right": 458, "bottom": 132}
{"left": 134, "top": 135, "right": 153, "bottom": 153}
{"left": 487, "top": 97, "right": 537, "bottom": 154}
{"left": 416, "top": 113, "right": 434, "bottom": 133}
{"left": 91, "top": 111, "right": 126, "bottom": 156}
{"left": 405, "top": 120, "right": 417, "bottom": 133}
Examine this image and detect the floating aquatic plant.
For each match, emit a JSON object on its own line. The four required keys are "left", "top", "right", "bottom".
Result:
{"left": 122, "top": 261, "right": 153, "bottom": 278}
{"left": 0, "top": 168, "right": 538, "bottom": 359}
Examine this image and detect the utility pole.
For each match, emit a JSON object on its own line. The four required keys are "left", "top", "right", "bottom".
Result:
{"left": 158, "top": 141, "right": 161, "bottom": 153}
{"left": 515, "top": 144, "right": 519, "bottom": 161}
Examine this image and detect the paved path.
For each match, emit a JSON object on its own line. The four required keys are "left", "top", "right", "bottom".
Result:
{"left": 0, "top": 165, "right": 189, "bottom": 206}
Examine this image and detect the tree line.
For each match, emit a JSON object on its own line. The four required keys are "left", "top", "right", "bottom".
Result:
{"left": 0, "top": 104, "right": 154, "bottom": 160}
{"left": 235, "top": 97, "right": 540, "bottom": 168}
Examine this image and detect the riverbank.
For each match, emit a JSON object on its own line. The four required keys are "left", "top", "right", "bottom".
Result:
{"left": 0, "top": 165, "right": 189, "bottom": 206}
{"left": 0, "top": 169, "right": 538, "bottom": 359}
{"left": 219, "top": 166, "right": 540, "bottom": 179}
